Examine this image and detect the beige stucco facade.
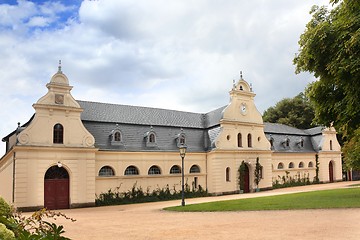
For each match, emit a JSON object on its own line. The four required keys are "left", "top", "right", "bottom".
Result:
{"left": 0, "top": 69, "right": 343, "bottom": 210}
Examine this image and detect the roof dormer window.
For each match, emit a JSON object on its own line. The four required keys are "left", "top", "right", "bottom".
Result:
{"left": 145, "top": 126, "right": 157, "bottom": 147}
{"left": 149, "top": 133, "right": 156, "bottom": 143}
{"left": 176, "top": 129, "right": 186, "bottom": 148}
{"left": 282, "top": 136, "right": 290, "bottom": 148}
{"left": 110, "top": 125, "right": 123, "bottom": 146}
{"left": 268, "top": 135, "right": 274, "bottom": 150}
{"left": 298, "top": 137, "right": 304, "bottom": 148}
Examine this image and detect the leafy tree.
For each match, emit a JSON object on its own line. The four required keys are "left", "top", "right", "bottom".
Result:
{"left": 293, "top": 0, "right": 360, "bottom": 169}
{"left": 238, "top": 161, "right": 246, "bottom": 192}
{"left": 263, "top": 92, "right": 315, "bottom": 129}
{"left": 343, "top": 128, "right": 360, "bottom": 170}
{"left": 254, "top": 157, "right": 262, "bottom": 190}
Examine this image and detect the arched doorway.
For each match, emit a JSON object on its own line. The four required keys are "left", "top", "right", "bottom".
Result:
{"left": 44, "top": 166, "right": 70, "bottom": 210}
{"left": 243, "top": 164, "right": 250, "bottom": 193}
{"left": 329, "top": 161, "right": 334, "bottom": 183}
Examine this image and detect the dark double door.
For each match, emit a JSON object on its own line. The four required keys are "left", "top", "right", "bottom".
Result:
{"left": 243, "top": 164, "right": 250, "bottom": 193}
{"left": 44, "top": 166, "right": 70, "bottom": 210}
{"left": 329, "top": 161, "right": 334, "bottom": 183}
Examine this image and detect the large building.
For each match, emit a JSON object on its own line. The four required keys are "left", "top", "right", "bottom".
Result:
{"left": 0, "top": 68, "right": 342, "bottom": 210}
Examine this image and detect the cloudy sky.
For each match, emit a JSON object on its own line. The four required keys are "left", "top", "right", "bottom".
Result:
{"left": 0, "top": 0, "right": 330, "bottom": 155}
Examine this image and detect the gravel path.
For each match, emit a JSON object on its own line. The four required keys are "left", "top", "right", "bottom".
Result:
{"left": 50, "top": 181, "right": 360, "bottom": 240}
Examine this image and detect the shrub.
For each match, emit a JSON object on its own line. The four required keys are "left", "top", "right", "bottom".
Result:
{"left": 0, "top": 223, "right": 15, "bottom": 240}
{"left": 0, "top": 197, "right": 75, "bottom": 240}
{"left": 0, "top": 197, "right": 12, "bottom": 217}
{"left": 272, "top": 172, "right": 316, "bottom": 189}
{"left": 96, "top": 182, "right": 209, "bottom": 206}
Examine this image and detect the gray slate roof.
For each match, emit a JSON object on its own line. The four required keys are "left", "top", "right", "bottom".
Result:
{"left": 77, "top": 101, "right": 324, "bottom": 153}
{"left": 264, "top": 123, "right": 324, "bottom": 153}
{"left": 79, "top": 101, "right": 206, "bottom": 129}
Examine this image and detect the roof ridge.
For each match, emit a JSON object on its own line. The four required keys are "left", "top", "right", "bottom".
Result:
{"left": 77, "top": 99, "right": 205, "bottom": 116}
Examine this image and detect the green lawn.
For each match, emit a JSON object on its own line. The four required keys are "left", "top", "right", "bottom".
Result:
{"left": 165, "top": 187, "right": 360, "bottom": 212}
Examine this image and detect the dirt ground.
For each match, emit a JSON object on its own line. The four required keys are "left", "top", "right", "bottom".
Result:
{"left": 48, "top": 181, "right": 359, "bottom": 240}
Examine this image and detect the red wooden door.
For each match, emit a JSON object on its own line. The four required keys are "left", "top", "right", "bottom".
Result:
{"left": 329, "top": 161, "right": 334, "bottom": 183}
{"left": 244, "top": 164, "right": 250, "bottom": 193}
{"left": 44, "top": 179, "right": 69, "bottom": 210}
{"left": 44, "top": 166, "right": 70, "bottom": 210}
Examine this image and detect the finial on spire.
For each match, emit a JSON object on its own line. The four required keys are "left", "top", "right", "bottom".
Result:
{"left": 58, "top": 60, "right": 62, "bottom": 73}
{"left": 240, "top": 71, "right": 243, "bottom": 80}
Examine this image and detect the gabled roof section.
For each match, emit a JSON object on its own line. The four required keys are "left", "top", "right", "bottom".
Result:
{"left": 304, "top": 126, "right": 324, "bottom": 136}
{"left": 264, "top": 122, "right": 307, "bottom": 135}
{"left": 78, "top": 100, "right": 206, "bottom": 129}
{"left": 2, "top": 114, "right": 35, "bottom": 142}
{"left": 204, "top": 105, "right": 226, "bottom": 128}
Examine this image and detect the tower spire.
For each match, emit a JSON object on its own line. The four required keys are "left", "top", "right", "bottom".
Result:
{"left": 58, "top": 60, "right": 62, "bottom": 73}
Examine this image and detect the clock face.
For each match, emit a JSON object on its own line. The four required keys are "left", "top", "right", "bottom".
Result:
{"left": 240, "top": 103, "right": 247, "bottom": 115}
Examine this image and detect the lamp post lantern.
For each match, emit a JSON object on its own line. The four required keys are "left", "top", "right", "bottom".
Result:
{"left": 179, "top": 145, "right": 187, "bottom": 206}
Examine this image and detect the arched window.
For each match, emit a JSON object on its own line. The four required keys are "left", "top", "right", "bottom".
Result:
{"left": 300, "top": 137, "right": 304, "bottom": 148}
{"left": 177, "top": 132, "right": 186, "bottom": 148}
{"left": 148, "top": 165, "right": 161, "bottom": 175}
{"left": 145, "top": 129, "right": 157, "bottom": 147}
{"left": 99, "top": 166, "right": 115, "bottom": 177}
{"left": 170, "top": 165, "right": 181, "bottom": 174}
{"left": 180, "top": 136, "right": 186, "bottom": 145}
{"left": 190, "top": 165, "right": 200, "bottom": 173}
{"left": 226, "top": 167, "right": 231, "bottom": 182}
{"left": 110, "top": 128, "right": 123, "bottom": 146}
{"left": 237, "top": 133, "right": 242, "bottom": 147}
{"left": 330, "top": 140, "right": 333, "bottom": 150}
{"left": 299, "top": 162, "right": 304, "bottom": 168}
{"left": 45, "top": 166, "right": 69, "bottom": 179}
{"left": 114, "top": 131, "right": 121, "bottom": 142}
{"left": 286, "top": 138, "right": 290, "bottom": 147}
{"left": 53, "top": 123, "right": 64, "bottom": 144}
{"left": 124, "top": 166, "right": 139, "bottom": 175}
{"left": 308, "top": 162, "right": 314, "bottom": 168}
{"left": 277, "top": 162, "right": 284, "bottom": 169}
{"left": 289, "top": 162, "right": 294, "bottom": 169}
{"left": 149, "top": 133, "right": 156, "bottom": 143}
{"left": 247, "top": 134, "right": 252, "bottom": 148}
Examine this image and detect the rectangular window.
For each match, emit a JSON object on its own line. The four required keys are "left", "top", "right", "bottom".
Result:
{"left": 194, "top": 177, "right": 198, "bottom": 189}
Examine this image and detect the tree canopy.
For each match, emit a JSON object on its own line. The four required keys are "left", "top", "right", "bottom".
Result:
{"left": 262, "top": 92, "right": 315, "bottom": 129}
{"left": 293, "top": 0, "right": 360, "bottom": 169}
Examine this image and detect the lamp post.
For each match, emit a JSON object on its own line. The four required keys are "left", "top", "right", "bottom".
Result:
{"left": 179, "top": 145, "right": 187, "bottom": 206}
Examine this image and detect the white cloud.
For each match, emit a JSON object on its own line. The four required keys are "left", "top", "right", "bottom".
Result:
{"left": 0, "top": 0, "right": 330, "bottom": 156}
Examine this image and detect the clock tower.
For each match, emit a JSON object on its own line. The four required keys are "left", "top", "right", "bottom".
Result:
{"left": 206, "top": 74, "right": 272, "bottom": 194}
{"left": 214, "top": 75, "right": 269, "bottom": 150}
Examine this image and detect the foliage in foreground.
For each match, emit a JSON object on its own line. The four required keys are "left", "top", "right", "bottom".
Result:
{"left": 96, "top": 182, "right": 209, "bottom": 206}
{"left": 165, "top": 187, "right": 360, "bottom": 212}
{"left": 0, "top": 196, "right": 75, "bottom": 240}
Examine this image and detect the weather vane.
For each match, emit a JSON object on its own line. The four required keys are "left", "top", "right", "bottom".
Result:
{"left": 58, "top": 60, "right": 62, "bottom": 73}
